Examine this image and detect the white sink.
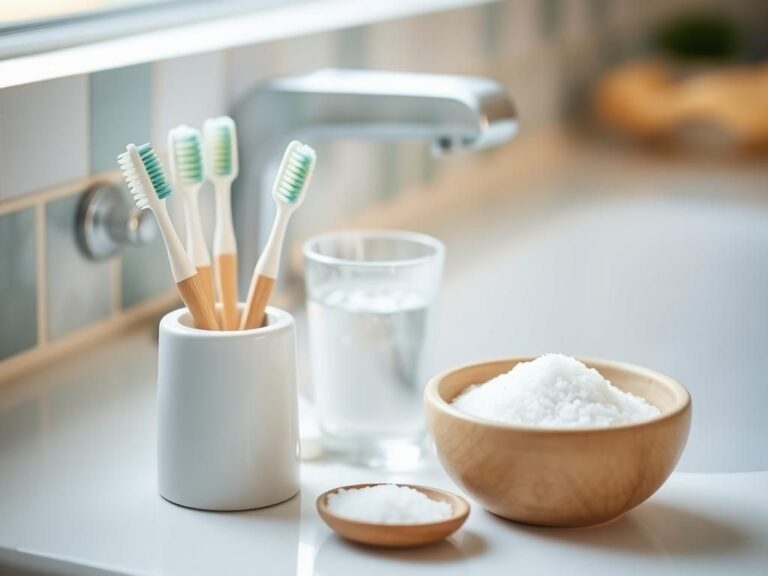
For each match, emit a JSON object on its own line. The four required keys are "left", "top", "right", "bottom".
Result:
{"left": 432, "top": 164, "right": 768, "bottom": 473}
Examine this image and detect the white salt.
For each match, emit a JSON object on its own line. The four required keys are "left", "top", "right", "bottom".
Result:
{"left": 452, "top": 354, "right": 660, "bottom": 428}
{"left": 326, "top": 484, "right": 453, "bottom": 524}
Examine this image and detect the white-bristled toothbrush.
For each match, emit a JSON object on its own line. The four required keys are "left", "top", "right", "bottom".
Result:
{"left": 118, "top": 143, "right": 219, "bottom": 330}
{"left": 204, "top": 116, "right": 240, "bottom": 331}
{"left": 168, "top": 125, "right": 215, "bottom": 309}
{"left": 240, "top": 140, "right": 316, "bottom": 330}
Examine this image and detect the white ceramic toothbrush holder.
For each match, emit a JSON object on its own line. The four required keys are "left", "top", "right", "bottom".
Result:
{"left": 157, "top": 305, "right": 300, "bottom": 511}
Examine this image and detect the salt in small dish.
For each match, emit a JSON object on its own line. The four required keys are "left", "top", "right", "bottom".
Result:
{"left": 316, "top": 483, "right": 470, "bottom": 547}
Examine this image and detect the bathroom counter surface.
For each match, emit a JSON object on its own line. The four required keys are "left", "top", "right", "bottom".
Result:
{"left": 0, "top": 326, "right": 766, "bottom": 576}
{"left": 3, "top": 134, "right": 768, "bottom": 574}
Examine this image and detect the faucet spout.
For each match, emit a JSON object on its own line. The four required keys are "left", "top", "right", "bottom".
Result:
{"left": 231, "top": 69, "right": 517, "bottom": 290}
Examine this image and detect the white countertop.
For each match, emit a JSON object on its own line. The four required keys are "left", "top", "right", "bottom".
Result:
{"left": 0, "top": 325, "right": 766, "bottom": 576}
{"left": 3, "top": 137, "right": 768, "bottom": 574}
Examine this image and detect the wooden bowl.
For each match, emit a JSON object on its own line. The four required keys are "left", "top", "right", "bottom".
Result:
{"left": 424, "top": 357, "right": 692, "bottom": 528}
{"left": 316, "top": 483, "right": 470, "bottom": 547}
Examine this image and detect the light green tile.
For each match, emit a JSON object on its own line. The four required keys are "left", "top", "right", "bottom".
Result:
{"left": 588, "top": 0, "right": 608, "bottom": 28}
{"left": 90, "top": 64, "right": 152, "bottom": 173}
{"left": 482, "top": 1, "right": 503, "bottom": 57}
{"left": 121, "top": 234, "right": 174, "bottom": 309}
{"left": 153, "top": 52, "right": 226, "bottom": 154}
{"left": 0, "top": 208, "right": 37, "bottom": 359}
{"left": 540, "top": 0, "right": 564, "bottom": 39}
{"left": 381, "top": 143, "right": 399, "bottom": 199}
{"left": 423, "top": 151, "right": 437, "bottom": 183}
{"left": 46, "top": 195, "right": 111, "bottom": 340}
{"left": 336, "top": 26, "right": 367, "bottom": 68}
{"left": 0, "top": 76, "right": 88, "bottom": 202}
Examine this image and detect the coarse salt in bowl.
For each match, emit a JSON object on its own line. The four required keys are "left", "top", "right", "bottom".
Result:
{"left": 451, "top": 354, "right": 660, "bottom": 428}
{"left": 424, "top": 356, "right": 691, "bottom": 527}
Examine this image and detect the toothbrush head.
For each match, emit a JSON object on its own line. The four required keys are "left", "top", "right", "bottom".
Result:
{"left": 273, "top": 140, "right": 316, "bottom": 208}
{"left": 168, "top": 125, "right": 204, "bottom": 186}
{"left": 203, "top": 116, "right": 238, "bottom": 180}
{"left": 117, "top": 143, "right": 173, "bottom": 211}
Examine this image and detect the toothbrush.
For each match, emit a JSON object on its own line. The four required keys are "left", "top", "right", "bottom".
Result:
{"left": 204, "top": 116, "right": 240, "bottom": 331}
{"left": 118, "top": 143, "right": 219, "bottom": 331}
{"left": 240, "top": 140, "right": 316, "bottom": 330}
{"left": 168, "top": 125, "right": 215, "bottom": 309}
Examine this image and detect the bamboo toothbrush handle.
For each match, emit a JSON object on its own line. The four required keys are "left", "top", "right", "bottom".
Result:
{"left": 196, "top": 265, "right": 216, "bottom": 310}
{"left": 177, "top": 274, "right": 219, "bottom": 330}
{"left": 216, "top": 253, "right": 240, "bottom": 330}
{"left": 240, "top": 274, "right": 275, "bottom": 330}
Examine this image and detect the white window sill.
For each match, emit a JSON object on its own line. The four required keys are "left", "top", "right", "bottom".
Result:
{"left": 0, "top": 0, "right": 493, "bottom": 89}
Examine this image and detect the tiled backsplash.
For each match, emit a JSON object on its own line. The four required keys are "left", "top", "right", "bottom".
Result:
{"left": 0, "top": 208, "right": 37, "bottom": 357}
{"left": 46, "top": 194, "right": 112, "bottom": 339}
{"left": 0, "top": 0, "right": 764, "bottom": 375}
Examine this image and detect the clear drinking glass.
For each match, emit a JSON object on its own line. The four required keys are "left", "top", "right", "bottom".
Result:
{"left": 303, "top": 230, "right": 445, "bottom": 469}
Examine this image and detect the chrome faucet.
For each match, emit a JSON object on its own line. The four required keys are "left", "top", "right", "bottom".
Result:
{"left": 231, "top": 68, "right": 517, "bottom": 291}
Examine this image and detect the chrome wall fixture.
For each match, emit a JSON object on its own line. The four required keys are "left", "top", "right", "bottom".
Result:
{"left": 77, "top": 183, "right": 158, "bottom": 260}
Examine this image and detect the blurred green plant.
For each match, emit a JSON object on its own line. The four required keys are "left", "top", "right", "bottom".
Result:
{"left": 654, "top": 12, "right": 744, "bottom": 61}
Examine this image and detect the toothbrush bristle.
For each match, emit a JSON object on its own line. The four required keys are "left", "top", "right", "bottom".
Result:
{"left": 117, "top": 150, "right": 149, "bottom": 210}
{"left": 205, "top": 120, "right": 233, "bottom": 177}
{"left": 171, "top": 128, "right": 204, "bottom": 185}
{"left": 276, "top": 143, "right": 316, "bottom": 204}
{"left": 137, "top": 143, "right": 173, "bottom": 200}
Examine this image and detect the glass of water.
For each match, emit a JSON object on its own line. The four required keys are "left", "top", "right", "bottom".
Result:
{"left": 303, "top": 230, "right": 444, "bottom": 469}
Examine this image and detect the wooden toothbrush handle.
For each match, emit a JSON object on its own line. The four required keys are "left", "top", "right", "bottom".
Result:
{"left": 240, "top": 274, "right": 275, "bottom": 330}
{"left": 196, "top": 265, "right": 216, "bottom": 311}
{"left": 215, "top": 253, "right": 240, "bottom": 330}
{"left": 177, "top": 275, "right": 219, "bottom": 330}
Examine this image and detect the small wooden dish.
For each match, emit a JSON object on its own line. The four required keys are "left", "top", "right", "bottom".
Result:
{"left": 316, "top": 483, "right": 470, "bottom": 548}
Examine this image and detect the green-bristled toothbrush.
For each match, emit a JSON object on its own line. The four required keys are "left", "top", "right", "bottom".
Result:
{"left": 204, "top": 116, "right": 240, "bottom": 330}
{"left": 168, "top": 125, "right": 215, "bottom": 309}
{"left": 240, "top": 140, "right": 316, "bottom": 330}
{"left": 118, "top": 143, "right": 218, "bottom": 330}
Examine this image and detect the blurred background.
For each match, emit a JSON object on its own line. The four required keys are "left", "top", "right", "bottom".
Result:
{"left": 1, "top": 0, "right": 767, "bottom": 473}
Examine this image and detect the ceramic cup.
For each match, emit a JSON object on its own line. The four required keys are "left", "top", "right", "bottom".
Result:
{"left": 157, "top": 305, "right": 300, "bottom": 511}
